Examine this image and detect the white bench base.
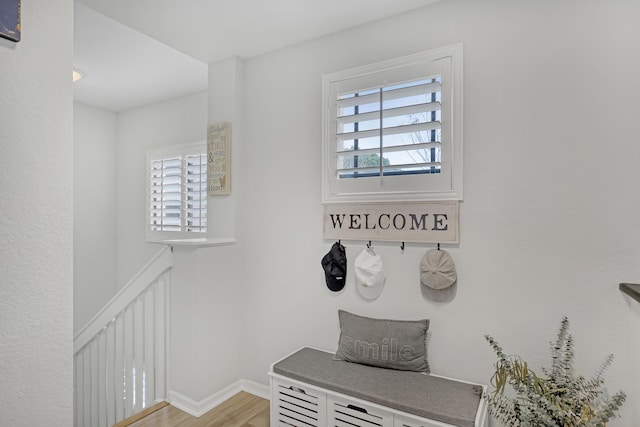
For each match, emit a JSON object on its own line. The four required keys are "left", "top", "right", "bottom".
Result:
{"left": 269, "top": 347, "right": 488, "bottom": 427}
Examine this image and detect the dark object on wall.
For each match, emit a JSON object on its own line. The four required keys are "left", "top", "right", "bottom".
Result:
{"left": 321, "top": 242, "right": 347, "bottom": 292}
{"left": 619, "top": 283, "right": 640, "bottom": 304}
{"left": 0, "top": 0, "right": 20, "bottom": 42}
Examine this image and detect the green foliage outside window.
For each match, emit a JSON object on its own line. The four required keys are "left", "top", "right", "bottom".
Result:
{"left": 342, "top": 152, "right": 391, "bottom": 169}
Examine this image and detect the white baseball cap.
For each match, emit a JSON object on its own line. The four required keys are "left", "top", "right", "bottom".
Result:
{"left": 354, "top": 247, "right": 386, "bottom": 300}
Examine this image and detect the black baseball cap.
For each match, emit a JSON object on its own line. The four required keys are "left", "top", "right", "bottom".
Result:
{"left": 321, "top": 242, "right": 347, "bottom": 292}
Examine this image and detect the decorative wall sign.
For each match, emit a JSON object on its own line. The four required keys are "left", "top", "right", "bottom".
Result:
{"left": 323, "top": 201, "right": 459, "bottom": 244}
{"left": 0, "top": 0, "right": 21, "bottom": 42}
{"left": 207, "top": 122, "right": 231, "bottom": 196}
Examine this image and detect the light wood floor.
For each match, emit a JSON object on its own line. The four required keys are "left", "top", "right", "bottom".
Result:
{"left": 125, "top": 392, "right": 270, "bottom": 427}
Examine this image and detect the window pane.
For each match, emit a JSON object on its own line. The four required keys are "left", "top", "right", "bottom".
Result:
{"left": 382, "top": 130, "right": 441, "bottom": 149}
{"left": 182, "top": 153, "right": 207, "bottom": 234}
{"left": 186, "top": 200, "right": 205, "bottom": 209}
{"left": 337, "top": 152, "right": 385, "bottom": 168}
{"left": 335, "top": 77, "right": 442, "bottom": 180}
{"left": 186, "top": 192, "right": 205, "bottom": 201}
{"left": 338, "top": 136, "right": 380, "bottom": 152}
{"left": 383, "top": 147, "right": 441, "bottom": 172}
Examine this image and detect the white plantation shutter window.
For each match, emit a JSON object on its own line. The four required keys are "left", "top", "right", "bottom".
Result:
{"left": 184, "top": 153, "right": 207, "bottom": 232}
{"left": 336, "top": 78, "right": 442, "bottom": 177}
{"left": 150, "top": 157, "right": 182, "bottom": 232}
{"left": 322, "top": 44, "right": 463, "bottom": 203}
{"left": 147, "top": 142, "right": 207, "bottom": 240}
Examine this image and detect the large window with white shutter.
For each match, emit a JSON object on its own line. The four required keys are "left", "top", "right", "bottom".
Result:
{"left": 146, "top": 142, "right": 207, "bottom": 241}
{"left": 322, "top": 44, "right": 463, "bottom": 203}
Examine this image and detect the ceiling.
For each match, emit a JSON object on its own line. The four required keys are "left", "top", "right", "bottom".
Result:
{"left": 73, "top": 0, "right": 441, "bottom": 112}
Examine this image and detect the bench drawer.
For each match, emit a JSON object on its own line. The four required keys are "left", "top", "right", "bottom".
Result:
{"left": 394, "top": 414, "right": 447, "bottom": 427}
{"left": 273, "top": 378, "right": 326, "bottom": 427}
{"left": 328, "top": 395, "right": 393, "bottom": 427}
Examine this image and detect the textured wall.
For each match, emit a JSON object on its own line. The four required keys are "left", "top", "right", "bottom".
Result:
{"left": 0, "top": 1, "right": 74, "bottom": 425}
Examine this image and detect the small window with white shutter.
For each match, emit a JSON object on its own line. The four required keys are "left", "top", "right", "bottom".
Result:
{"left": 322, "top": 44, "right": 463, "bottom": 203}
{"left": 146, "top": 142, "right": 207, "bottom": 241}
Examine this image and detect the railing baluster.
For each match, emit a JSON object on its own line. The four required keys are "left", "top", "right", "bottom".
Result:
{"left": 114, "top": 314, "right": 125, "bottom": 422}
{"left": 83, "top": 345, "right": 91, "bottom": 427}
{"left": 91, "top": 339, "right": 99, "bottom": 426}
{"left": 73, "top": 248, "right": 171, "bottom": 427}
{"left": 97, "top": 331, "right": 107, "bottom": 427}
{"left": 134, "top": 297, "right": 145, "bottom": 413}
{"left": 144, "top": 285, "right": 156, "bottom": 407}
{"left": 105, "top": 322, "right": 116, "bottom": 427}
{"left": 74, "top": 352, "right": 83, "bottom": 427}
{"left": 155, "top": 275, "right": 167, "bottom": 400}
{"left": 123, "top": 305, "right": 135, "bottom": 418}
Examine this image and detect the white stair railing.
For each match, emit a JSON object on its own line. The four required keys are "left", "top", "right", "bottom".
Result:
{"left": 74, "top": 246, "right": 172, "bottom": 427}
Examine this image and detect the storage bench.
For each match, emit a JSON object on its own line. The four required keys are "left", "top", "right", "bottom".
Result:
{"left": 269, "top": 347, "right": 488, "bottom": 427}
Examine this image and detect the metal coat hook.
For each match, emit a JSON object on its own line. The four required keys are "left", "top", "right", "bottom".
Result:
{"left": 437, "top": 243, "right": 441, "bottom": 251}
{"left": 400, "top": 242, "right": 405, "bottom": 251}
{"left": 367, "top": 241, "right": 372, "bottom": 249}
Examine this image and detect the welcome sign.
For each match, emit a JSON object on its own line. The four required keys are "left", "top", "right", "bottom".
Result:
{"left": 323, "top": 201, "right": 459, "bottom": 244}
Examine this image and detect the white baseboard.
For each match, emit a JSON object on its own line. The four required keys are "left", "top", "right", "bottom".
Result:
{"left": 168, "top": 381, "right": 242, "bottom": 418}
{"left": 240, "top": 378, "right": 270, "bottom": 400}
{"left": 168, "top": 378, "right": 269, "bottom": 417}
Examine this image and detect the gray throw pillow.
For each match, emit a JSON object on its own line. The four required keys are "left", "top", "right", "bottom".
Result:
{"left": 334, "top": 310, "right": 430, "bottom": 373}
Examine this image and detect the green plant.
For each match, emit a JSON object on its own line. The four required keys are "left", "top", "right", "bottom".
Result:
{"left": 485, "top": 317, "right": 626, "bottom": 426}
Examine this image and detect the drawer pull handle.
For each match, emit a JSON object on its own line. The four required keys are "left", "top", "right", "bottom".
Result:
{"left": 347, "top": 404, "right": 368, "bottom": 414}
{"left": 289, "top": 386, "right": 306, "bottom": 394}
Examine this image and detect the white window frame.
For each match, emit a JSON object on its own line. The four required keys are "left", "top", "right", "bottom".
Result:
{"left": 146, "top": 141, "right": 208, "bottom": 243}
{"left": 322, "top": 44, "right": 463, "bottom": 203}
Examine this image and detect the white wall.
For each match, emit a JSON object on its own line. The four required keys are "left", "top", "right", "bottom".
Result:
{"left": 115, "top": 73, "right": 250, "bottom": 403}
{"left": 169, "top": 246, "right": 244, "bottom": 401}
{"left": 74, "top": 102, "right": 118, "bottom": 333}
{"left": 0, "top": 1, "right": 74, "bottom": 425}
{"left": 170, "top": 57, "right": 247, "bottom": 401}
{"left": 111, "top": 0, "right": 640, "bottom": 424}
{"left": 116, "top": 91, "right": 208, "bottom": 287}
{"left": 115, "top": 91, "right": 244, "bottom": 401}
{"left": 238, "top": 0, "right": 640, "bottom": 424}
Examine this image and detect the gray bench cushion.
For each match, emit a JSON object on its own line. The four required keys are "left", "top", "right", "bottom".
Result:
{"left": 273, "top": 347, "right": 482, "bottom": 427}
